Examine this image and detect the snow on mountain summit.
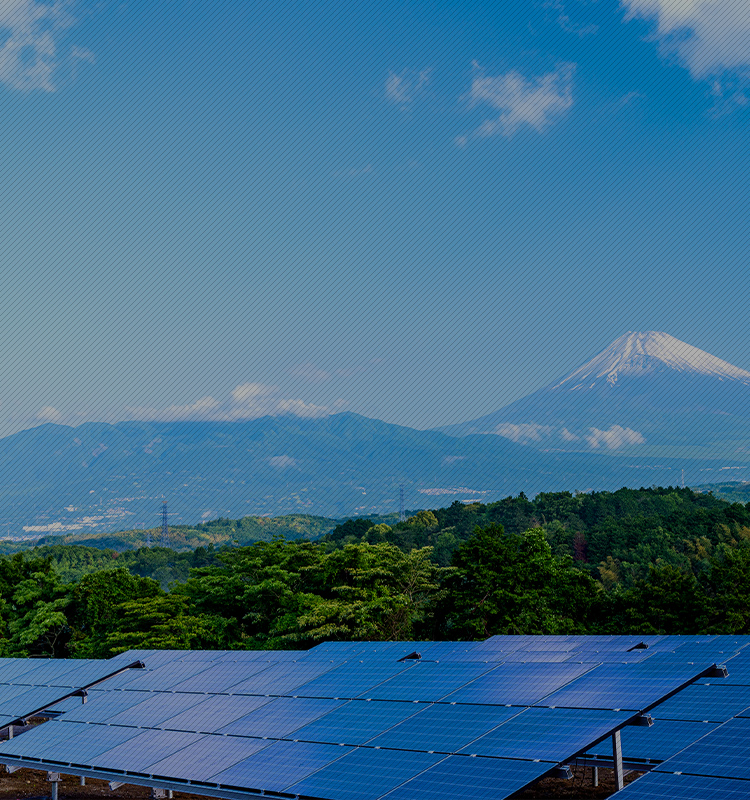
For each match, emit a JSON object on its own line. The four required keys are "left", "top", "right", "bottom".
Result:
{"left": 554, "top": 331, "right": 750, "bottom": 389}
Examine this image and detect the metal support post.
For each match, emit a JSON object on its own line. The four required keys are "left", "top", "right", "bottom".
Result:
{"left": 612, "top": 730, "right": 624, "bottom": 791}
{"left": 47, "top": 772, "right": 61, "bottom": 800}
{"left": 7, "top": 725, "right": 12, "bottom": 739}
{"left": 80, "top": 777, "right": 86, "bottom": 786}
{"left": 593, "top": 766, "right": 598, "bottom": 787}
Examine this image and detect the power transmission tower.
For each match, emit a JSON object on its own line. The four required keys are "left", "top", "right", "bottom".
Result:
{"left": 399, "top": 485, "right": 405, "bottom": 522}
{"left": 161, "top": 501, "right": 169, "bottom": 548}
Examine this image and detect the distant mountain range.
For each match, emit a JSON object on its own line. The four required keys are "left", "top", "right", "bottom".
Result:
{"left": 3, "top": 331, "right": 750, "bottom": 539}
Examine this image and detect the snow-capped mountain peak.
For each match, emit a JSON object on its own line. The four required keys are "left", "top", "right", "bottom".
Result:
{"left": 553, "top": 331, "right": 750, "bottom": 389}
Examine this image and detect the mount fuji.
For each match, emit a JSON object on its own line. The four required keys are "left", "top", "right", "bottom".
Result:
{"left": 438, "top": 332, "right": 750, "bottom": 459}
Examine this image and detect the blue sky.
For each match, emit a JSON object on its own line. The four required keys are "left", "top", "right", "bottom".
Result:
{"left": 2, "top": 0, "right": 750, "bottom": 436}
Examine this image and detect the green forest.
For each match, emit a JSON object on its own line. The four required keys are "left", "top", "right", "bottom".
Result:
{"left": 4, "top": 486, "right": 750, "bottom": 658}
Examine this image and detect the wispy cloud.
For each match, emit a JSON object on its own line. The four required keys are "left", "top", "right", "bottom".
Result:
{"left": 458, "top": 62, "right": 575, "bottom": 143}
{"left": 122, "top": 383, "right": 345, "bottom": 423}
{"left": 0, "top": 0, "right": 90, "bottom": 91}
{"left": 36, "top": 405, "right": 63, "bottom": 422}
{"left": 622, "top": 0, "right": 750, "bottom": 85}
{"left": 585, "top": 425, "right": 645, "bottom": 449}
{"left": 544, "top": 0, "right": 599, "bottom": 36}
{"left": 385, "top": 68, "right": 430, "bottom": 107}
{"left": 494, "top": 423, "right": 554, "bottom": 443}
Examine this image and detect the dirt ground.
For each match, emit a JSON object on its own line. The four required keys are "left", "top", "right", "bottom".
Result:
{"left": 0, "top": 770, "right": 204, "bottom": 800}
{"left": 0, "top": 765, "right": 643, "bottom": 800}
{"left": 513, "top": 766, "right": 644, "bottom": 798}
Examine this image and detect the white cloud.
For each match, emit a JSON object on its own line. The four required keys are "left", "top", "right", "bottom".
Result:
{"left": 0, "top": 0, "right": 89, "bottom": 91}
{"left": 123, "top": 383, "right": 343, "bottom": 423}
{"left": 37, "top": 405, "right": 62, "bottom": 421}
{"left": 231, "top": 382, "right": 277, "bottom": 404}
{"left": 622, "top": 0, "right": 750, "bottom": 80}
{"left": 268, "top": 455, "right": 297, "bottom": 469}
{"left": 464, "top": 63, "right": 575, "bottom": 139}
{"left": 545, "top": 0, "right": 599, "bottom": 36}
{"left": 277, "top": 398, "right": 333, "bottom": 418}
{"left": 585, "top": 425, "right": 646, "bottom": 449}
{"left": 494, "top": 423, "right": 554, "bottom": 443}
{"left": 560, "top": 427, "right": 580, "bottom": 441}
{"left": 386, "top": 69, "right": 430, "bottom": 107}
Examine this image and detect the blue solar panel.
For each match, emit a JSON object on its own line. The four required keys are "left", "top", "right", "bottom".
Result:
{"left": 617, "top": 719, "right": 720, "bottom": 762}
{"left": 650, "top": 684, "right": 750, "bottom": 722}
{"left": 538, "top": 661, "right": 707, "bottom": 711}
{"left": 362, "top": 662, "right": 495, "bottom": 702}
{"left": 209, "top": 740, "right": 353, "bottom": 791}
{"left": 60, "top": 689, "right": 154, "bottom": 722}
{"left": 459, "top": 707, "right": 632, "bottom": 761}
{"left": 101, "top": 691, "right": 211, "bottom": 727}
{"left": 0, "top": 720, "right": 144, "bottom": 764}
{"left": 502, "top": 651, "right": 577, "bottom": 663}
{"left": 169, "top": 661, "right": 276, "bottom": 693}
{"left": 619, "top": 771, "right": 750, "bottom": 799}
{"left": 294, "top": 663, "right": 417, "bottom": 699}
{"left": 414, "top": 642, "right": 488, "bottom": 662}
{"left": 707, "top": 651, "right": 750, "bottom": 685}
{"left": 145, "top": 734, "right": 272, "bottom": 781}
{"left": 655, "top": 717, "right": 750, "bottom": 780}
{"left": 1, "top": 686, "right": 87, "bottom": 716}
{"left": 159, "top": 694, "right": 275, "bottom": 733}
{"left": 367, "top": 703, "right": 520, "bottom": 752}
{"left": 290, "top": 700, "right": 422, "bottom": 745}
{"left": 442, "top": 662, "right": 596, "bottom": 706}
{"left": 379, "top": 755, "right": 552, "bottom": 800}
{"left": 110, "top": 661, "right": 214, "bottom": 691}
{"left": 218, "top": 696, "right": 347, "bottom": 738}
{"left": 224, "top": 660, "right": 342, "bottom": 696}
{"left": 92, "top": 729, "right": 206, "bottom": 772}
{"left": 286, "top": 747, "right": 445, "bottom": 800}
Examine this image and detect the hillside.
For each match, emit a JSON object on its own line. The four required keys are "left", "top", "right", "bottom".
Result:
{"left": 1, "top": 412, "right": 748, "bottom": 539}
{"left": 323, "top": 486, "right": 750, "bottom": 581}
{"left": 2, "top": 485, "right": 750, "bottom": 658}
{"left": 6, "top": 513, "right": 343, "bottom": 553}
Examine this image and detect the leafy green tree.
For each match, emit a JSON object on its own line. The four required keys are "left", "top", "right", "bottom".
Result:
{"left": 440, "top": 525, "right": 599, "bottom": 639}
{"left": 700, "top": 545, "right": 750, "bottom": 633}
{"left": 271, "top": 543, "right": 446, "bottom": 645}
{"left": 67, "top": 568, "right": 162, "bottom": 657}
{"left": 101, "top": 595, "right": 229, "bottom": 654}
{"left": 598, "top": 564, "right": 706, "bottom": 635}
{"left": 1, "top": 555, "right": 69, "bottom": 657}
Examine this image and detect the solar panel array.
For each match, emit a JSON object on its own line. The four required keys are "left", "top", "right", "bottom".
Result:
{"left": 0, "top": 654, "right": 143, "bottom": 725}
{"left": 617, "top": 642, "right": 750, "bottom": 798}
{"left": 0, "top": 636, "right": 743, "bottom": 800}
